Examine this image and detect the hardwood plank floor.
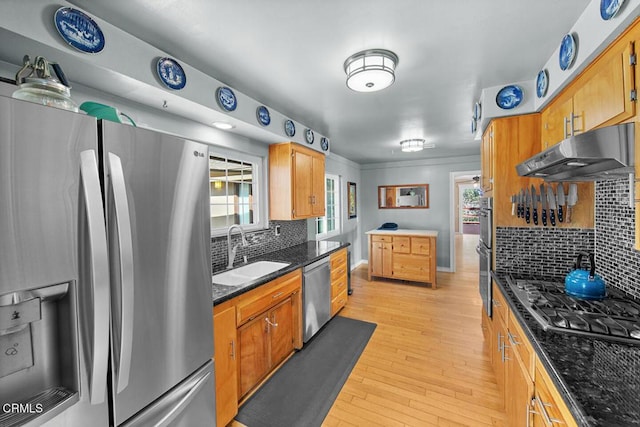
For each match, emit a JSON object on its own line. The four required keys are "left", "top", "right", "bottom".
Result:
{"left": 325, "top": 234, "right": 505, "bottom": 427}
{"left": 232, "top": 234, "right": 504, "bottom": 427}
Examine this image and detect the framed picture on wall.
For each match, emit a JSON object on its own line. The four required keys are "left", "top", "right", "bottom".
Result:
{"left": 348, "top": 181, "right": 357, "bottom": 219}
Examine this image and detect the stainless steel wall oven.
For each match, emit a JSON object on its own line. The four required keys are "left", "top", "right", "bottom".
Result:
{"left": 476, "top": 197, "right": 493, "bottom": 317}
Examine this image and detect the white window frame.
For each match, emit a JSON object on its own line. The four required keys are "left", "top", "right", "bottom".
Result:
{"left": 315, "top": 173, "right": 341, "bottom": 240}
{"left": 209, "top": 148, "right": 267, "bottom": 237}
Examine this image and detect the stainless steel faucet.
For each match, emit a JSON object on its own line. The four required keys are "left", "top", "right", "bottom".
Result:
{"left": 227, "top": 224, "right": 249, "bottom": 269}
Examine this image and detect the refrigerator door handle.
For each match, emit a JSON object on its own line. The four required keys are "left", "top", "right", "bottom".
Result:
{"left": 121, "top": 363, "right": 212, "bottom": 427}
{"left": 79, "top": 150, "right": 110, "bottom": 404}
{"left": 107, "top": 153, "right": 135, "bottom": 393}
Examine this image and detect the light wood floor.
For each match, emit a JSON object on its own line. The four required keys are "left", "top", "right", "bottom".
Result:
{"left": 232, "top": 234, "right": 504, "bottom": 427}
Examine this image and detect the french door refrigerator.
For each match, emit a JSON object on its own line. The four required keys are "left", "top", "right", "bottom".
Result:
{"left": 0, "top": 95, "right": 216, "bottom": 426}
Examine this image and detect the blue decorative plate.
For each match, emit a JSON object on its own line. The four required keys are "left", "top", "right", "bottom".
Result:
{"left": 216, "top": 87, "right": 237, "bottom": 112}
{"left": 284, "top": 120, "right": 295, "bottom": 137}
{"left": 256, "top": 106, "right": 270, "bottom": 126}
{"left": 559, "top": 34, "right": 577, "bottom": 71}
{"left": 496, "top": 85, "right": 524, "bottom": 110}
{"left": 471, "top": 119, "right": 477, "bottom": 134}
{"left": 305, "top": 129, "right": 314, "bottom": 144}
{"left": 320, "top": 137, "right": 329, "bottom": 151}
{"left": 473, "top": 102, "right": 482, "bottom": 121}
{"left": 156, "top": 58, "right": 186, "bottom": 90}
{"left": 54, "top": 7, "right": 105, "bottom": 54}
{"left": 601, "top": 0, "right": 625, "bottom": 20}
{"left": 536, "top": 69, "right": 548, "bottom": 98}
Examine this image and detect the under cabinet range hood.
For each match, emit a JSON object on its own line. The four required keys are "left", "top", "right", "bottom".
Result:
{"left": 516, "top": 123, "right": 635, "bottom": 181}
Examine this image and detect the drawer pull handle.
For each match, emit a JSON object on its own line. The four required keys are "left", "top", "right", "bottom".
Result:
{"left": 265, "top": 317, "right": 278, "bottom": 327}
{"left": 229, "top": 340, "right": 236, "bottom": 360}
{"left": 272, "top": 291, "right": 284, "bottom": 299}
{"left": 508, "top": 331, "right": 521, "bottom": 346}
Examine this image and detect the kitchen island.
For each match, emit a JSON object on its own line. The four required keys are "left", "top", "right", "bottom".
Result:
{"left": 492, "top": 272, "right": 640, "bottom": 426}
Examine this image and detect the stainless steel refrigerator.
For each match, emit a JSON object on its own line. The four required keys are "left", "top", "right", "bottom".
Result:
{"left": 0, "top": 95, "right": 216, "bottom": 426}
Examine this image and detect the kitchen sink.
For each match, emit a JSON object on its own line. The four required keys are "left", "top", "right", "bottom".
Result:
{"left": 212, "top": 261, "right": 290, "bottom": 287}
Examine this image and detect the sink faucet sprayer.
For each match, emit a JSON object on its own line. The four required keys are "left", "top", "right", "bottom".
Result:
{"left": 227, "top": 224, "right": 249, "bottom": 269}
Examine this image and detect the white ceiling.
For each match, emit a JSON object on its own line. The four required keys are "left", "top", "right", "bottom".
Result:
{"left": 68, "top": 0, "right": 591, "bottom": 164}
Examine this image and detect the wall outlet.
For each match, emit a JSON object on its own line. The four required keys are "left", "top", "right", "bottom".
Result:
{"left": 274, "top": 225, "right": 281, "bottom": 236}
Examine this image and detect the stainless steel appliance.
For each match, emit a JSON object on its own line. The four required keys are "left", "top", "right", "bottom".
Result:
{"left": 516, "top": 122, "right": 635, "bottom": 181}
{"left": 0, "top": 96, "right": 215, "bottom": 426}
{"left": 302, "top": 257, "right": 331, "bottom": 343}
{"left": 476, "top": 197, "right": 493, "bottom": 317}
{"left": 506, "top": 275, "right": 640, "bottom": 345}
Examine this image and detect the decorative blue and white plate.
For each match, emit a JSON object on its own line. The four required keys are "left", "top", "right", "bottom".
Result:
{"left": 320, "top": 137, "right": 329, "bottom": 151}
{"left": 256, "top": 106, "right": 270, "bottom": 126}
{"left": 54, "top": 7, "right": 105, "bottom": 54}
{"left": 305, "top": 129, "right": 314, "bottom": 144}
{"left": 536, "top": 69, "right": 548, "bottom": 98}
{"left": 496, "top": 85, "right": 524, "bottom": 110}
{"left": 471, "top": 119, "right": 477, "bottom": 134}
{"left": 559, "top": 34, "right": 577, "bottom": 71}
{"left": 156, "top": 58, "right": 186, "bottom": 90}
{"left": 216, "top": 87, "right": 237, "bottom": 112}
{"left": 600, "top": 0, "right": 625, "bottom": 20}
{"left": 284, "top": 120, "right": 296, "bottom": 137}
{"left": 473, "top": 102, "right": 482, "bottom": 121}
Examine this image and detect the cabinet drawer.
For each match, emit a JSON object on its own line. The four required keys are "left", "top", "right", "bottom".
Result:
{"left": 236, "top": 270, "right": 301, "bottom": 326}
{"left": 372, "top": 235, "right": 392, "bottom": 243}
{"left": 508, "top": 310, "right": 534, "bottom": 378}
{"left": 330, "top": 248, "right": 347, "bottom": 270}
{"left": 392, "top": 254, "right": 429, "bottom": 279}
{"left": 411, "top": 237, "right": 431, "bottom": 255}
{"left": 331, "top": 263, "right": 348, "bottom": 282}
{"left": 331, "top": 289, "right": 348, "bottom": 316}
{"left": 331, "top": 274, "right": 347, "bottom": 298}
{"left": 392, "top": 236, "right": 411, "bottom": 253}
{"left": 492, "top": 281, "right": 509, "bottom": 323}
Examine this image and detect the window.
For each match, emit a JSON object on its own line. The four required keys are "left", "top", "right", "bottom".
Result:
{"left": 209, "top": 151, "right": 264, "bottom": 235}
{"left": 315, "top": 174, "right": 341, "bottom": 239}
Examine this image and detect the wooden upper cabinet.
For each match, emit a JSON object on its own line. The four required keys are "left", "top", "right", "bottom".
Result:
{"left": 481, "top": 122, "right": 494, "bottom": 194}
{"left": 541, "top": 96, "right": 573, "bottom": 149}
{"left": 269, "top": 142, "right": 326, "bottom": 220}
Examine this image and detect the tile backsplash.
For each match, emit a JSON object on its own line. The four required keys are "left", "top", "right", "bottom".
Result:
{"left": 594, "top": 179, "right": 640, "bottom": 299}
{"left": 495, "top": 178, "right": 640, "bottom": 299}
{"left": 210, "top": 220, "right": 307, "bottom": 273}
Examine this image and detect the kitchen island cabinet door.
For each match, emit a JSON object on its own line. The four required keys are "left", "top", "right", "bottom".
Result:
{"left": 238, "top": 315, "right": 270, "bottom": 398}
{"left": 213, "top": 305, "right": 238, "bottom": 427}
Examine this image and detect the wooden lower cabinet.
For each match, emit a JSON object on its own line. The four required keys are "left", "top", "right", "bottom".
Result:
{"left": 238, "top": 297, "right": 294, "bottom": 398}
{"left": 330, "top": 248, "right": 348, "bottom": 316}
{"left": 213, "top": 305, "right": 238, "bottom": 427}
{"left": 532, "top": 361, "right": 578, "bottom": 427}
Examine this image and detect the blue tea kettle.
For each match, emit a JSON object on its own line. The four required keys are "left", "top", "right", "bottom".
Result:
{"left": 564, "top": 252, "right": 606, "bottom": 300}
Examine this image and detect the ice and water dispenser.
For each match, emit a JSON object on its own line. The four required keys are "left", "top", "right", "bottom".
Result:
{"left": 0, "top": 282, "right": 80, "bottom": 426}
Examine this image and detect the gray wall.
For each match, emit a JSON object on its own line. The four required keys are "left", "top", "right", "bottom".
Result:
{"left": 360, "top": 155, "right": 481, "bottom": 270}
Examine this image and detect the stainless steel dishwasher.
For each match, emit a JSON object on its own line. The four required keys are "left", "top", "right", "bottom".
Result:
{"left": 302, "top": 257, "right": 331, "bottom": 343}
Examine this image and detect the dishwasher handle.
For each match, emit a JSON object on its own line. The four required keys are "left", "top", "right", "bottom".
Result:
{"left": 303, "top": 256, "right": 330, "bottom": 273}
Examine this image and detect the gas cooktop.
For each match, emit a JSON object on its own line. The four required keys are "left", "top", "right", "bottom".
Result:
{"left": 506, "top": 275, "right": 640, "bottom": 345}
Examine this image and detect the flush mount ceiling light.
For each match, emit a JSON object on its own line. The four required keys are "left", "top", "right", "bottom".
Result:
{"left": 344, "top": 49, "right": 399, "bottom": 92}
{"left": 400, "top": 139, "right": 427, "bottom": 152}
{"left": 212, "top": 121, "right": 234, "bottom": 130}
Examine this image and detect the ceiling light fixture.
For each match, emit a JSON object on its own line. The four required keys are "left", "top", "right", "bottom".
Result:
{"left": 400, "top": 139, "right": 426, "bottom": 152}
{"left": 344, "top": 49, "right": 399, "bottom": 92}
{"left": 212, "top": 121, "right": 234, "bottom": 130}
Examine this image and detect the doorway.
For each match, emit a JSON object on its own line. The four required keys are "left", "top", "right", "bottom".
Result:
{"left": 449, "top": 170, "right": 481, "bottom": 273}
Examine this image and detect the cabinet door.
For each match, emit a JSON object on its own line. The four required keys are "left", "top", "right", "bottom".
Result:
{"left": 269, "top": 298, "right": 294, "bottom": 368}
{"left": 506, "top": 340, "right": 533, "bottom": 426}
{"left": 573, "top": 41, "right": 634, "bottom": 133}
{"left": 213, "top": 306, "right": 238, "bottom": 427}
{"left": 311, "top": 154, "right": 325, "bottom": 217}
{"left": 492, "top": 314, "right": 507, "bottom": 400}
{"left": 292, "top": 149, "right": 313, "bottom": 218}
{"left": 371, "top": 241, "right": 384, "bottom": 276}
{"left": 481, "top": 124, "right": 493, "bottom": 193}
{"left": 238, "top": 315, "right": 270, "bottom": 398}
{"left": 541, "top": 97, "right": 573, "bottom": 149}
{"left": 382, "top": 242, "right": 393, "bottom": 276}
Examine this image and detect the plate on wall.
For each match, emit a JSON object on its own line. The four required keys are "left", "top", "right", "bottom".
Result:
{"left": 320, "top": 137, "right": 329, "bottom": 151}
{"left": 496, "top": 85, "right": 524, "bottom": 110}
{"left": 284, "top": 119, "right": 296, "bottom": 137}
{"left": 156, "top": 58, "right": 186, "bottom": 90}
{"left": 256, "top": 105, "right": 270, "bottom": 126}
{"left": 559, "top": 34, "right": 577, "bottom": 71}
{"left": 536, "top": 69, "right": 548, "bottom": 98}
{"left": 473, "top": 102, "right": 482, "bottom": 121}
{"left": 471, "top": 119, "right": 477, "bottom": 134}
{"left": 216, "top": 87, "right": 237, "bottom": 112}
{"left": 305, "top": 128, "right": 314, "bottom": 144}
{"left": 54, "top": 7, "right": 105, "bottom": 53}
{"left": 600, "top": 0, "right": 625, "bottom": 20}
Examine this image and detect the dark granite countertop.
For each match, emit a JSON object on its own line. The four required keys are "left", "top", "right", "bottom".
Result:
{"left": 212, "top": 240, "right": 350, "bottom": 306}
{"left": 492, "top": 271, "right": 640, "bottom": 427}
